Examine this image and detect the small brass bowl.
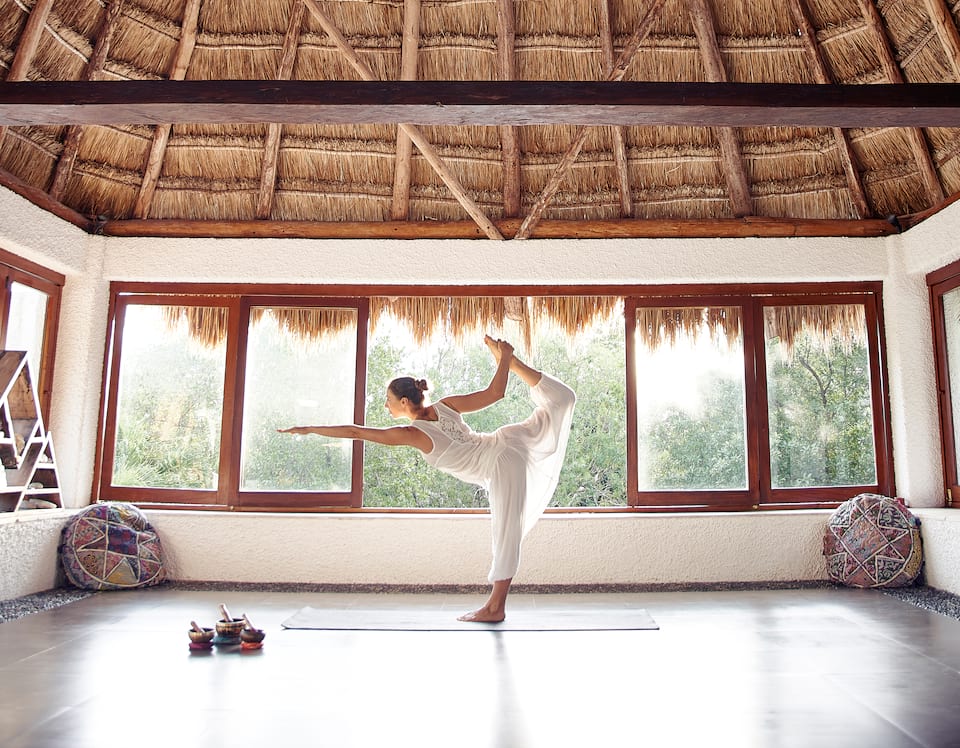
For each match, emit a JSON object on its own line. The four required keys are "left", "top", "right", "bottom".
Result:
{"left": 188, "top": 627, "right": 215, "bottom": 644}
{"left": 216, "top": 618, "right": 244, "bottom": 636}
{"left": 240, "top": 627, "right": 266, "bottom": 644}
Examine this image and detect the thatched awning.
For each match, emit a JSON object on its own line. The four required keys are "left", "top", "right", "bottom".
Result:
{"left": 163, "top": 296, "right": 868, "bottom": 355}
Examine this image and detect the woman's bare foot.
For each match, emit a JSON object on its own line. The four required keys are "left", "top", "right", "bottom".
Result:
{"left": 458, "top": 605, "right": 505, "bottom": 623}
{"left": 484, "top": 334, "right": 512, "bottom": 363}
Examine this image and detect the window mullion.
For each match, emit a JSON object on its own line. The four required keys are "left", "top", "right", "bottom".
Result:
{"left": 745, "top": 297, "right": 769, "bottom": 505}
{"left": 217, "top": 297, "right": 246, "bottom": 506}
{"left": 352, "top": 298, "right": 370, "bottom": 508}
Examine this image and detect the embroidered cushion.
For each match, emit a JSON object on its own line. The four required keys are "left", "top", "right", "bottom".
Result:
{"left": 60, "top": 502, "right": 166, "bottom": 590}
{"left": 823, "top": 493, "right": 922, "bottom": 588}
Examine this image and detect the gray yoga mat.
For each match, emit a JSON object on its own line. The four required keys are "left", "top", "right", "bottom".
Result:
{"left": 281, "top": 605, "right": 658, "bottom": 631}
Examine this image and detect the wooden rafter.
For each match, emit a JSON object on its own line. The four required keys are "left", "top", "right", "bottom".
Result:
{"left": 924, "top": 0, "right": 960, "bottom": 80}
{"left": 790, "top": 0, "right": 870, "bottom": 218}
{"left": 133, "top": 0, "right": 201, "bottom": 220}
{"left": 515, "top": 0, "right": 667, "bottom": 240}
{"left": 6, "top": 0, "right": 55, "bottom": 81}
{"left": 858, "top": 0, "right": 945, "bottom": 205}
{"left": 389, "top": 0, "right": 420, "bottom": 221}
{"left": 496, "top": 0, "right": 521, "bottom": 217}
{"left": 600, "top": 0, "right": 633, "bottom": 217}
{"left": 256, "top": 0, "right": 304, "bottom": 220}
{"left": 50, "top": 0, "right": 125, "bottom": 201}
{"left": 301, "top": 0, "right": 503, "bottom": 240}
{"left": 689, "top": 0, "right": 752, "bottom": 218}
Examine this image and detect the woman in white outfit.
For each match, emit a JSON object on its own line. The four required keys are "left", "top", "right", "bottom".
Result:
{"left": 279, "top": 335, "right": 576, "bottom": 622}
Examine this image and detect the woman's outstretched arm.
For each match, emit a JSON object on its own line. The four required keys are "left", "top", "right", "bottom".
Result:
{"left": 278, "top": 424, "right": 432, "bottom": 453}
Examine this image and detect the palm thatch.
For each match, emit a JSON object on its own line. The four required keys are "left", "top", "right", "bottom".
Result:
{"left": 165, "top": 294, "right": 867, "bottom": 357}
{"left": 0, "top": 0, "right": 957, "bottom": 238}
{"left": 635, "top": 305, "right": 742, "bottom": 350}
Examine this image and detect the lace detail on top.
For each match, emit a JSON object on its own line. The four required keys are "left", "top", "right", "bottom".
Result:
{"left": 437, "top": 407, "right": 471, "bottom": 443}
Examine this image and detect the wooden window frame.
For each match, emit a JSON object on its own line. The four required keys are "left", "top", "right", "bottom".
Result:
{"left": 928, "top": 259, "right": 960, "bottom": 506}
{"left": 0, "top": 248, "right": 63, "bottom": 422}
{"left": 625, "top": 284, "right": 894, "bottom": 511}
{"left": 95, "top": 288, "right": 368, "bottom": 510}
{"left": 96, "top": 280, "right": 893, "bottom": 512}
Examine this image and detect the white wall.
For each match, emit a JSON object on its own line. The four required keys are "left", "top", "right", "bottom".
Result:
{"left": 0, "top": 510, "right": 73, "bottom": 600}
{"left": 2, "top": 186, "right": 960, "bottom": 599}
{"left": 146, "top": 509, "right": 830, "bottom": 587}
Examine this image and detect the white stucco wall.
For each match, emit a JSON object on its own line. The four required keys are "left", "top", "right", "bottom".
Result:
{"left": 2, "top": 187, "right": 960, "bottom": 600}
{"left": 145, "top": 509, "right": 829, "bottom": 587}
{"left": 0, "top": 510, "right": 73, "bottom": 600}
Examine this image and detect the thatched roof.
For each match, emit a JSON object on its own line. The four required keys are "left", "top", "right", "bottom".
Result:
{"left": 0, "top": 0, "right": 958, "bottom": 240}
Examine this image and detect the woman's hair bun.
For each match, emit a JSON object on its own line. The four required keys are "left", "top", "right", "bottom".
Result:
{"left": 415, "top": 379, "right": 429, "bottom": 392}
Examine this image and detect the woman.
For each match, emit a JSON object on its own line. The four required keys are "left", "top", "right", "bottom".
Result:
{"left": 278, "top": 335, "right": 576, "bottom": 622}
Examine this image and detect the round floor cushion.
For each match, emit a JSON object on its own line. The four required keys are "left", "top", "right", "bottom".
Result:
{"left": 60, "top": 502, "right": 166, "bottom": 590}
{"left": 823, "top": 493, "right": 922, "bottom": 588}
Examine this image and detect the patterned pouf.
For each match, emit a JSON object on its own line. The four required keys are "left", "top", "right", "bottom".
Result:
{"left": 823, "top": 493, "right": 922, "bottom": 588}
{"left": 60, "top": 502, "right": 166, "bottom": 590}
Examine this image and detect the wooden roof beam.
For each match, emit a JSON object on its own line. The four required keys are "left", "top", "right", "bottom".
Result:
{"left": 256, "top": 0, "right": 304, "bottom": 220}
{"left": 389, "top": 0, "right": 420, "bottom": 222}
{"left": 515, "top": 0, "right": 667, "bottom": 240}
{"left": 600, "top": 0, "right": 633, "bottom": 218}
{"left": 50, "top": 0, "right": 125, "bottom": 202}
{"left": 1, "top": 81, "right": 959, "bottom": 127}
{"left": 302, "top": 0, "right": 503, "bottom": 240}
{"left": 859, "top": 0, "right": 945, "bottom": 204}
{"left": 97, "top": 216, "right": 900, "bottom": 240}
{"left": 133, "top": 0, "right": 201, "bottom": 219}
{"left": 689, "top": 0, "right": 752, "bottom": 218}
{"left": 497, "top": 0, "right": 521, "bottom": 218}
{"left": 790, "top": 0, "right": 870, "bottom": 218}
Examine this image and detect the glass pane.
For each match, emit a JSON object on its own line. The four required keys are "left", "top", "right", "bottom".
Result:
{"left": 635, "top": 307, "right": 747, "bottom": 491}
{"left": 241, "top": 307, "right": 358, "bottom": 491}
{"left": 765, "top": 304, "right": 877, "bottom": 488}
{"left": 365, "top": 310, "right": 626, "bottom": 508}
{"left": 113, "top": 305, "right": 226, "bottom": 489}
{"left": 5, "top": 281, "right": 48, "bottom": 383}
{"left": 942, "top": 288, "right": 960, "bottom": 478}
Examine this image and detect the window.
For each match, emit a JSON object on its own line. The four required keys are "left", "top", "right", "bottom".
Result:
{"left": 97, "top": 283, "right": 892, "bottom": 512}
{"left": 929, "top": 261, "right": 960, "bottom": 505}
{"left": 0, "top": 249, "right": 63, "bottom": 421}
{"left": 626, "top": 289, "right": 891, "bottom": 510}
{"left": 99, "top": 293, "right": 368, "bottom": 508}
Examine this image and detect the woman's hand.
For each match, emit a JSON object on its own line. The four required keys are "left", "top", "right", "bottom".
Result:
{"left": 277, "top": 426, "right": 312, "bottom": 434}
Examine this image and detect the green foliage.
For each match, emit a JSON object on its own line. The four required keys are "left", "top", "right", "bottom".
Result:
{"left": 113, "top": 330, "right": 224, "bottom": 489}
{"left": 362, "top": 324, "right": 627, "bottom": 508}
{"left": 644, "top": 376, "right": 746, "bottom": 490}
{"left": 766, "top": 336, "right": 876, "bottom": 487}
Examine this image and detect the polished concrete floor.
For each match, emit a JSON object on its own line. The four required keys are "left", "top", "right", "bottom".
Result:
{"left": 2, "top": 586, "right": 960, "bottom": 748}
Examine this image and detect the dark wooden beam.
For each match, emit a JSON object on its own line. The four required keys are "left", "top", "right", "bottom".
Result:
{"left": 0, "top": 167, "right": 94, "bottom": 231}
{"left": 1, "top": 81, "right": 958, "bottom": 128}
{"left": 98, "top": 215, "right": 899, "bottom": 240}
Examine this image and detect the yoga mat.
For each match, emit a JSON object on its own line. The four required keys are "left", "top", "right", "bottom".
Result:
{"left": 281, "top": 605, "right": 658, "bottom": 631}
